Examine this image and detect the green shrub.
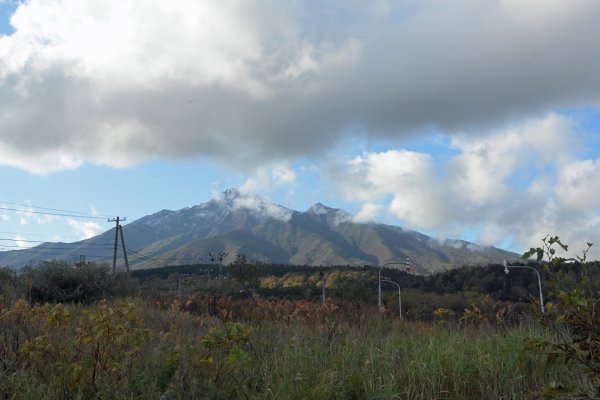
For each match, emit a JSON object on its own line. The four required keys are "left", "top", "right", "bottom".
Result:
{"left": 23, "top": 260, "right": 114, "bottom": 303}
{"left": 521, "top": 236, "right": 599, "bottom": 398}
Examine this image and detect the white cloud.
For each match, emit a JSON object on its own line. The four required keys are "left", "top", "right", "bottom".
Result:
{"left": 449, "top": 114, "right": 571, "bottom": 204}
{"left": 67, "top": 219, "right": 103, "bottom": 239}
{"left": 13, "top": 204, "right": 59, "bottom": 225}
{"left": 239, "top": 162, "right": 297, "bottom": 196}
{"left": 353, "top": 203, "right": 383, "bottom": 223}
{"left": 217, "top": 188, "right": 292, "bottom": 222}
{"left": 333, "top": 149, "right": 448, "bottom": 229}
{"left": 327, "top": 114, "right": 600, "bottom": 258}
{"left": 555, "top": 159, "right": 600, "bottom": 211}
{"left": 14, "top": 234, "right": 31, "bottom": 249}
{"left": 1, "top": 1, "right": 600, "bottom": 173}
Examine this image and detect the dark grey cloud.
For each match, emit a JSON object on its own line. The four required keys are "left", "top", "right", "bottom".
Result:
{"left": 1, "top": 0, "right": 599, "bottom": 172}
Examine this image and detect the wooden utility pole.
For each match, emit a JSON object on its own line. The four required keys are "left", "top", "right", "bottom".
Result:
{"left": 108, "top": 217, "right": 128, "bottom": 274}
{"left": 119, "top": 225, "right": 130, "bottom": 272}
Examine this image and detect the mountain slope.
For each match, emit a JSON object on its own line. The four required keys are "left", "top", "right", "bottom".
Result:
{"left": 0, "top": 189, "right": 518, "bottom": 272}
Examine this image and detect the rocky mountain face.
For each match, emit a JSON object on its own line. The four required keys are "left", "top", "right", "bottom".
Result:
{"left": 0, "top": 189, "right": 518, "bottom": 272}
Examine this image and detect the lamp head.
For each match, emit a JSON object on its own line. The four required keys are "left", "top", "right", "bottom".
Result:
{"left": 503, "top": 260, "right": 509, "bottom": 275}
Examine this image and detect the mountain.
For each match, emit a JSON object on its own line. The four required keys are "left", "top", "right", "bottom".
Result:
{"left": 0, "top": 188, "right": 518, "bottom": 273}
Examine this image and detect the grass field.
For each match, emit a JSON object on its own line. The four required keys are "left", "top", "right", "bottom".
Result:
{"left": 0, "top": 294, "right": 592, "bottom": 399}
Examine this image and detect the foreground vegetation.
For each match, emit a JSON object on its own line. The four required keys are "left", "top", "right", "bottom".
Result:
{"left": 1, "top": 236, "right": 598, "bottom": 398}
{"left": 0, "top": 295, "right": 592, "bottom": 399}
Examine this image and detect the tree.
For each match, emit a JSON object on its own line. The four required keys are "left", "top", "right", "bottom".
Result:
{"left": 521, "top": 236, "right": 599, "bottom": 398}
{"left": 228, "top": 255, "right": 263, "bottom": 293}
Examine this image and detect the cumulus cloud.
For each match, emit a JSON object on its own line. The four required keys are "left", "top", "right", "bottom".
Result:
{"left": 67, "top": 219, "right": 103, "bottom": 239}
{"left": 353, "top": 203, "right": 383, "bottom": 223}
{"left": 14, "top": 234, "right": 30, "bottom": 249}
{"left": 555, "top": 159, "right": 600, "bottom": 211}
{"left": 7, "top": 203, "right": 59, "bottom": 226}
{"left": 214, "top": 187, "right": 293, "bottom": 222}
{"left": 335, "top": 149, "right": 447, "bottom": 229}
{"left": 1, "top": 0, "right": 600, "bottom": 173}
{"left": 239, "top": 162, "right": 297, "bottom": 195}
{"left": 327, "top": 114, "right": 600, "bottom": 258}
{"left": 232, "top": 194, "right": 292, "bottom": 222}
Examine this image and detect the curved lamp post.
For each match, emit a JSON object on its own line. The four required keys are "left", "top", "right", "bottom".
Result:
{"left": 381, "top": 279, "right": 402, "bottom": 319}
{"left": 378, "top": 259, "right": 410, "bottom": 311}
{"left": 503, "top": 260, "right": 545, "bottom": 313}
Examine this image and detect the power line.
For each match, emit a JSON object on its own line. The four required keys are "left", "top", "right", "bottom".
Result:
{"left": 125, "top": 247, "right": 165, "bottom": 268}
{"left": 0, "top": 230, "right": 86, "bottom": 240}
{"left": 0, "top": 200, "right": 115, "bottom": 219}
{"left": 0, "top": 244, "right": 114, "bottom": 251}
{"left": 125, "top": 247, "right": 205, "bottom": 267}
{"left": 124, "top": 226, "right": 208, "bottom": 262}
{"left": 0, "top": 237, "right": 113, "bottom": 245}
{"left": 0, "top": 206, "right": 108, "bottom": 220}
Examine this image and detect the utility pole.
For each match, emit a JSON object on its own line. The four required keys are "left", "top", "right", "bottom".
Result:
{"left": 108, "top": 217, "right": 128, "bottom": 274}
{"left": 119, "top": 225, "right": 130, "bottom": 273}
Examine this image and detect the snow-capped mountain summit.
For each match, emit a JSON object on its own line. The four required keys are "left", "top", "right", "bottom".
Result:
{"left": 0, "top": 188, "right": 518, "bottom": 271}
{"left": 134, "top": 188, "right": 291, "bottom": 237}
{"left": 307, "top": 203, "right": 352, "bottom": 225}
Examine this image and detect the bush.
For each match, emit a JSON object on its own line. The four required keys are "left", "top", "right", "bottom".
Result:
{"left": 521, "top": 236, "right": 600, "bottom": 398}
{"left": 23, "top": 260, "right": 114, "bottom": 303}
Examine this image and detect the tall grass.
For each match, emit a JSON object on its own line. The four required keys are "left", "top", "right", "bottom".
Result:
{"left": 0, "top": 297, "right": 592, "bottom": 399}
{"left": 249, "top": 319, "right": 584, "bottom": 400}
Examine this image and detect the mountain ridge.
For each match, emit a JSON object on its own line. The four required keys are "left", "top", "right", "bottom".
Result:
{"left": 0, "top": 188, "right": 518, "bottom": 272}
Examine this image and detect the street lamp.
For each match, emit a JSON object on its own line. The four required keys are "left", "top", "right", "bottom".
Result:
{"left": 319, "top": 271, "right": 327, "bottom": 305}
{"left": 378, "top": 258, "right": 410, "bottom": 311}
{"left": 503, "top": 260, "right": 545, "bottom": 313}
{"left": 209, "top": 252, "right": 228, "bottom": 279}
{"left": 381, "top": 279, "right": 402, "bottom": 319}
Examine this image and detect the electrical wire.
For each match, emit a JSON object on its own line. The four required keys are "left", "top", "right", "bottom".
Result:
{"left": 0, "top": 237, "right": 113, "bottom": 246}
{"left": 124, "top": 226, "right": 208, "bottom": 262}
{"left": 0, "top": 244, "right": 113, "bottom": 251}
{"left": 125, "top": 247, "right": 166, "bottom": 268}
{"left": 0, "top": 224, "right": 205, "bottom": 267}
{"left": 0, "top": 200, "right": 115, "bottom": 219}
{"left": 0, "top": 230, "right": 86, "bottom": 240}
{"left": 0, "top": 206, "right": 109, "bottom": 220}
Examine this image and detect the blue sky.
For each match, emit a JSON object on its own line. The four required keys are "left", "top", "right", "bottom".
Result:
{"left": 1, "top": 0, "right": 599, "bottom": 259}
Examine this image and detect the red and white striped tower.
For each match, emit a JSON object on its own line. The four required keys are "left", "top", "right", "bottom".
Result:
{"left": 406, "top": 256, "right": 411, "bottom": 273}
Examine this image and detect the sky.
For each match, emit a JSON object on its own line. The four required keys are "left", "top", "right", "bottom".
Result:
{"left": 1, "top": 0, "right": 599, "bottom": 259}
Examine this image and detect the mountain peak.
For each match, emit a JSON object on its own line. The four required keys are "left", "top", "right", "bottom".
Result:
{"left": 307, "top": 202, "right": 352, "bottom": 224}
{"left": 307, "top": 202, "right": 330, "bottom": 214}
{"left": 214, "top": 188, "right": 292, "bottom": 222}
{"left": 222, "top": 187, "right": 243, "bottom": 198}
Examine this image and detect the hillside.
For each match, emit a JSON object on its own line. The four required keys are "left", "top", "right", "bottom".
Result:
{"left": 0, "top": 189, "right": 518, "bottom": 272}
